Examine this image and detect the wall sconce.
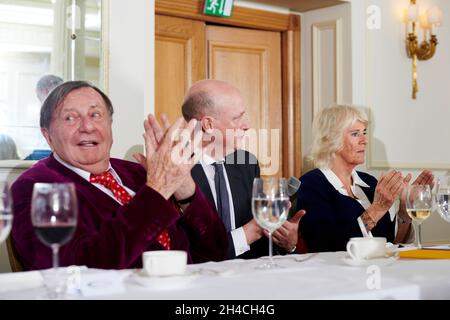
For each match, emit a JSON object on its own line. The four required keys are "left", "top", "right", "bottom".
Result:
{"left": 406, "top": 0, "right": 443, "bottom": 99}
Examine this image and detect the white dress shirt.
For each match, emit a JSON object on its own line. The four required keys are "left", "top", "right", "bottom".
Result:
{"left": 53, "top": 153, "right": 135, "bottom": 204}
{"left": 200, "top": 154, "right": 250, "bottom": 256}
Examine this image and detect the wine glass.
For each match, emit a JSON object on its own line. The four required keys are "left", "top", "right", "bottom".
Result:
{"left": 252, "top": 177, "right": 289, "bottom": 269}
{"left": 31, "top": 183, "right": 78, "bottom": 298}
{"left": 0, "top": 181, "right": 13, "bottom": 244}
{"left": 435, "top": 176, "right": 450, "bottom": 223}
{"left": 405, "top": 184, "right": 432, "bottom": 249}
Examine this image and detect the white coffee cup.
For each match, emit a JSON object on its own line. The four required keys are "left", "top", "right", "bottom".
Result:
{"left": 142, "top": 250, "right": 187, "bottom": 277}
{"left": 346, "top": 237, "right": 386, "bottom": 260}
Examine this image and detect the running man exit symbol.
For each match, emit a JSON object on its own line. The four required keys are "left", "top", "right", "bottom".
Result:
{"left": 204, "top": 0, "right": 234, "bottom": 17}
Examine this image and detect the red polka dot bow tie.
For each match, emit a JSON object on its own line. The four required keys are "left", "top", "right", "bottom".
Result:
{"left": 90, "top": 170, "right": 171, "bottom": 250}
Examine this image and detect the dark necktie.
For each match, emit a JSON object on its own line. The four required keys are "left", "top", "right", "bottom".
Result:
{"left": 213, "top": 162, "right": 232, "bottom": 232}
{"left": 90, "top": 170, "right": 171, "bottom": 250}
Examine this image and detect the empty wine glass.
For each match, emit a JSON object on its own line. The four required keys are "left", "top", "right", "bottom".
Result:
{"left": 405, "top": 184, "right": 432, "bottom": 249}
{"left": 31, "top": 183, "right": 78, "bottom": 298}
{"left": 252, "top": 177, "right": 289, "bottom": 269}
{"left": 435, "top": 176, "right": 450, "bottom": 223}
{"left": 0, "top": 181, "right": 13, "bottom": 244}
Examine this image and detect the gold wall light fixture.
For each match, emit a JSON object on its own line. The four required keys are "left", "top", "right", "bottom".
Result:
{"left": 406, "top": 0, "right": 443, "bottom": 99}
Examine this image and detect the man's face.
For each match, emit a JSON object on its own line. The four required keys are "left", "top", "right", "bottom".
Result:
{"left": 42, "top": 87, "right": 113, "bottom": 174}
{"left": 213, "top": 92, "right": 250, "bottom": 156}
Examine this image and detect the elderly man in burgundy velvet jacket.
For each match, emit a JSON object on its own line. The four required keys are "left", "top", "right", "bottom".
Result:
{"left": 11, "top": 81, "right": 228, "bottom": 270}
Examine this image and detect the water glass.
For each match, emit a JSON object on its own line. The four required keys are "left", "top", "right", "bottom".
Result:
{"left": 435, "top": 176, "right": 450, "bottom": 223}
{"left": 252, "top": 177, "right": 289, "bottom": 269}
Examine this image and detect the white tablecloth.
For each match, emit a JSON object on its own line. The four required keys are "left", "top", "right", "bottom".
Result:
{"left": 1, "top": 252, "right": 449, "bottom": 299}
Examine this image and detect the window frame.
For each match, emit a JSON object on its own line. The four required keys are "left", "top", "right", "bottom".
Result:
{"left": 0, "top": 0, "right": 109, "bottom": 169}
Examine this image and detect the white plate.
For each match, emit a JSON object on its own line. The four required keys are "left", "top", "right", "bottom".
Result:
{"left": 127, "top": 269, "right": 198, "bottom": 290}
{"left": 341, "top": 255, "right": 399, "bottom": 267}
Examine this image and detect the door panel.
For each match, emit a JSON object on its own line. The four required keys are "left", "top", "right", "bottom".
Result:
{"left": 155, "top": 15, "right": 205, "bottom": 123}
{"left": 206, "top": 26, "right": 282, "bottom": 176}
{"left": 155, "top": 16, "right": 283, "bottom": 176}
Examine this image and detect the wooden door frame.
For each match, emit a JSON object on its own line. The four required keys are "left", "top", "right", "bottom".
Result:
{"left": 155, "top": 0, "right": 302, "bottom": 177}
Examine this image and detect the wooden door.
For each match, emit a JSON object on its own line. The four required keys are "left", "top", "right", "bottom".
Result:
{"left": 155, "top": 15, "right": 205, "bottom": 123}
{"left": 155, "top": 16, "right": 284, "bottom": 176}
{"left": 155, "top": 0, "right": 302, "bottom": 178}
{"left": 206, "top": 25, "right": 282, "bottom": 176}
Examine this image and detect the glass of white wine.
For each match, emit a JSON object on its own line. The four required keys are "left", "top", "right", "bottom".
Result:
{"left": 406, "top": 184, "right": 432, "bottom": 248}
{"left": 252, "top": 177, "right": 289, "bottom": 269}
{"left": 0, "top": 181, "right": 13, "bottom": 244}
{"left": 435, "top": 176, "right": 450, "bottom": 223}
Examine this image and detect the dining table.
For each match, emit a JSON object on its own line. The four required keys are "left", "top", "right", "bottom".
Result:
{"left": 0, "top": 251, "right": 449, "bottom": 300}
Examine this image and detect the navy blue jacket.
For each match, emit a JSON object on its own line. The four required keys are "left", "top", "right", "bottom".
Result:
{"left": 192, "top": 150, "right": 282, "bottom": 259}
{"left": 296, "top": 169, "right": 394, "bottom": 252}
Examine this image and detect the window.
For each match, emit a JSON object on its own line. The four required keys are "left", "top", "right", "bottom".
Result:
{"left": 0, "top": 0, "right": 105, "bottom": 162}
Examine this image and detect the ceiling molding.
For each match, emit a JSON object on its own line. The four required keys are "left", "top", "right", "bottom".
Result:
{"left": 156, "top": 0, "right": 293, "bottom": 31}
{"left": 239, "top": 0, "right": 346, "bottom": 13}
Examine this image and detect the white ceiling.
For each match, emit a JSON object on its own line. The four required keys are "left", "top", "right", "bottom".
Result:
{"left": 241, "top": 0, "right": 346, "bottom": 12}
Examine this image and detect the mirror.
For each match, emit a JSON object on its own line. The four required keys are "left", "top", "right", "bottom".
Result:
{"left": 0, "top": 0, "right": 106, "bottom": 163}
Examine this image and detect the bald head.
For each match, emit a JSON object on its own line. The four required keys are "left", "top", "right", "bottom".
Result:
{"left": 36, "top": 74, "right": 64, "bottom": 103}
{"left": 182, "top": 80, "right": 249, "bottom": 156}
{"left": 181, "top": 80, "right": 242, "bottom": 120}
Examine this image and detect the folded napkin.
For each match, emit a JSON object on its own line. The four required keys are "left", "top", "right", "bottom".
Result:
{"left": 399, "top": 247, "right": 450, "bottom": 259}
{"left": 0, "top": 271, "right": 43, "bottom": 292}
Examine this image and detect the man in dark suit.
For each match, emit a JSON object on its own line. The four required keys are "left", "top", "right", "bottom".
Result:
{"left": 11, "top": 81, "right": 228, "bottom": 270}
{"left": 183, "top": 80, "right": 304, "bottom": 259}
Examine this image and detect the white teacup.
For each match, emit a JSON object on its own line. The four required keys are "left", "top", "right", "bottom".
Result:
{"left": 346, "top": 237, "right": 386, "bottom": 260}
{"left": 142, "top": 250, "right": 187, "bottom": 277}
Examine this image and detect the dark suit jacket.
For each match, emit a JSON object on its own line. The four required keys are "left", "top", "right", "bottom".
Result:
{"left": 11, "top": 155, "right": 228, "bottom": 270}
{"left": 296, "top": 168, "right": 395, "bottom": 252}
{"left": 192, "top": 150, "right": 275, "bottom": 259}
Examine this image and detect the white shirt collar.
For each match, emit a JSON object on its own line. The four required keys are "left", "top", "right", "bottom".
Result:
{"left": 351, "top": 170, "right": 370, "bottom": 188}
{"left": 53, "top": 153, "right": 117, "bottom": 182}
{"left": 200, "top": 153, "right": 224, "bottom": 166}
{"left": 320, "top": 168, "right": 370, "bottom": 191}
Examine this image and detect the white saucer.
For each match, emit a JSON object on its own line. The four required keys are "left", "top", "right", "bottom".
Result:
{"left": 341, "top": 255, "right": 399, "bottom": 267}
{"left": 127, "top": 269, "right": 198, "bottom": 290}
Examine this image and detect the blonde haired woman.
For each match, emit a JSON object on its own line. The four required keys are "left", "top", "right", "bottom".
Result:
{"left": 296, "top": 105, "right": 433, "bottom": 252}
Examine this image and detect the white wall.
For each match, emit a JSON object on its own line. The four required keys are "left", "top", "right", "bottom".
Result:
{"left": 108, "top": 0, "right": 154, "bottom": 160}
{"left": 349, "top": 0, "right": 450, "bottom": 242}
{"left": 364, "top": 0, "right": 450, "bottom": 170}
{"left": 300, "top": 3, "right": 353, "bottom": 165}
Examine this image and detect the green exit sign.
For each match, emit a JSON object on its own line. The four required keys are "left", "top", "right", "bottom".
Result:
{"left": 204, "top": 0, "right": 234, "bottom": 17}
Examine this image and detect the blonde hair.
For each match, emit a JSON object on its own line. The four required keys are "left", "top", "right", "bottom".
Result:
{"left": 311, "top": 105, "right": 368, "bottom": 168}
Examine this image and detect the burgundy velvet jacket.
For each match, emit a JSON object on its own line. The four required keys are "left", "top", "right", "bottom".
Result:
{"left": 11, "top": 155, "right": 228, "bottom": 270}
